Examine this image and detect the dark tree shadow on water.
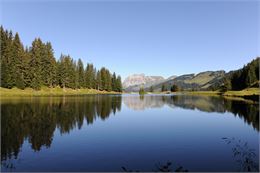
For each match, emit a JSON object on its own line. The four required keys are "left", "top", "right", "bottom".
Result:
{"left": 122, "top": 161, "right": 188, "bottom": 172}
{"left": 222, "top": 137, "right": 259, "bottom": 172}
{"left": 1, "top": 159, "right": 16, "bottom": 172}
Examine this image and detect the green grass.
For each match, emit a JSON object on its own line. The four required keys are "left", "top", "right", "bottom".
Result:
{"left": 184, "top": 74, "right": 215, "bottom": 86}
{"left": 0, "top": 87, "right": 121, "bottom": 97}
{"left": 177, "top": 88, "right": 259, "bottom": 97}
{"left": 180, "top": 91, "right": 221, "bottom": 96}
{"left": 223, "top": 88, "right": 260, "bottom": 96}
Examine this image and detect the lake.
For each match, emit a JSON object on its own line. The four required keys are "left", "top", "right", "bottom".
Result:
{"left": 1, "top": 94, "right": 259, "bottom": 172}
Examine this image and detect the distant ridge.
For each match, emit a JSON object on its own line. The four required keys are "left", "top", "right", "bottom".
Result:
{"left": 123, "top": 74, "right": 165, "bottom": 92}
{"left": 123, "top": 71, "right": 225, "bottom": 92}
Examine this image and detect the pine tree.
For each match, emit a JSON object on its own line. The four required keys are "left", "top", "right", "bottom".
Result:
{"left": 77, "top": 59, "right": 85, "bottom": 88}
{"left": 161, "top": 84, "right": 166, "bottom": 92}
{"left": 115, "top": 75, "right": 122, "bottom": 92}
{"left": 72, "top": 60, "right": 78, "bottom": 89}
{"left": 92, "top": 67, "right": 97, "bottom": 89}
{"left": 0, "top": 27, "right": 9, "bottom": 87}
{"left": 170, "top": 84, "right": 179, "bottom": 92}
{"left": 41, "top": 42, "right": 56, "bottom": 87}
{"left": 57, "top": 55, "right": 67, "bottom": 89}
{"left": 0, "top": 27, "right": 123, "bottom": 91}
{"left": 221, "top": 78, "right": 232, "bottom": 92}
{"left": 106, "top": 70, "right": 112, "bottom": 91}
{"left": 96, "top": 70, "right": 102, "bottom": 90}
{"left": 246, "top": 66, "right": 257, "bottom": 87}
{"left": 29, "top": 38, "right": 43, "bottom": 90}
{"left": 111, "top": 72, "right": 117, "bottom": 91}
{"left": 85, "top": 63, "right": 95, "bottom": 89}
{"left": 12, "top": 33, "right": 25, "bottom": 89}
{"left": 100, "top": 67, "right": 107, "bottom": 90}
{"left": 23, "top": 47, "right": 32, "bottom": 87}
{"left": 2, "top": 31, "right": 15, "bottom": 88}
{"left": 64, "top": 55, "right": 76, "bottom": 89}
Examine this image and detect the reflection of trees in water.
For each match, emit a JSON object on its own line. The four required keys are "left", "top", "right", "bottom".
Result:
{"left": 171, "top": 95, "right": 259, "bottom": 131}
{"left": 1, "top": 95, "right": 122, "bottom": 161}
{"left": 123, "top": 95, "right": 259, "bottom": 131}
{"left": 222, "top": 137, "right": 259, "bottom": 172}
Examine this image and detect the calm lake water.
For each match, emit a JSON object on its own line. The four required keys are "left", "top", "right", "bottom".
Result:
{"left": 1, "top": 94, "right": 259, "bottom": 172}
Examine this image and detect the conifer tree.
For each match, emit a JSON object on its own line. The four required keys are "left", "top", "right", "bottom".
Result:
{"left": 77, "top": 59, "right": 85, "bottom": 88}
{"left": 96, "top": 70, "right": 102, "bottom": 90}
{"left": 2, "top": 31, "right": 15, "bottom": 88}
{"left": 12, "top": 33, "right": 25, "bottom": 89}
{"left": 41, "top": 42, "right": 56, "bottom": 87}
{"left": 0, "top": 26, "right": 123, "bottom": 91}
{"left": 115, "top": 75, "right": 122, "bottom": 92}
{"left": 161, "top": 84, "right": 167, "bottom": 92}
{"left": 246, "top": 66, "right": 257, "bottom": 87}
{"left": 111, "top": 72, "right": 117, "bottom": 91}
{"left": 29, "top": 38, "right": 44, "bottom": 90}
{"left": 0, "top": 27, "right": 9, "bottom": 87}
{"left": 106, "top": 70, "right": 112, "bottom": 91}
{"left": 85, "top": 63, "right": 95, "bottom": 89}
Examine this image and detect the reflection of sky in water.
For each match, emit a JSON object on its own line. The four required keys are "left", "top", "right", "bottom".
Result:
{"left": 1, "top": 95, "right": 259, "bottom": 172}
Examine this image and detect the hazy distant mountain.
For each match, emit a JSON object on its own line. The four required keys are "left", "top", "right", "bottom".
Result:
{"left": 123, "top": 74, "right": 165, "bottom": 92}
{"left": 166, "top": 75, "right": 178, "bottom": 81}
{"left": 150, "top": 71, "right": 225, "bottom": 91}
{"left": 123, "top": 71, "right": 226, "bottom": 92}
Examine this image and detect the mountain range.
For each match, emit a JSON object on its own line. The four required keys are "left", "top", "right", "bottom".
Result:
{"left": 123, "top": 71, "right": 225, "bottom": 92}
{"left": 123, "top": 58, "right": 259, "bottom": 92}
{"left": 123, "top": 74, "right": 166, "bottom": 92}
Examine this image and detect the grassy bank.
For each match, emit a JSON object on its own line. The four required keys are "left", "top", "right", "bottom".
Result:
{"left": 0, "top": 87, "right": 121, "bottom": 97}
{"left": 177, "top": 88, "right": 259, "bottom": 97}
{"left": 223, "top": 88, "right": 259, "bottom": 97}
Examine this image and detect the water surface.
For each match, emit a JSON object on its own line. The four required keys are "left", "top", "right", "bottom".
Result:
{"left": 1, "top": 94, "right": 259, "bottom": 172}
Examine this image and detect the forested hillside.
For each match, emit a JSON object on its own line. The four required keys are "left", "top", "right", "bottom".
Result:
{"left": 143, "top": 71, "right": 225, "bottom": 92}
{"left": 0, "top": 26, "right": 122, "bottom": 92}
{"left": 222, "top": 57, "right": 259, "bottom": 91}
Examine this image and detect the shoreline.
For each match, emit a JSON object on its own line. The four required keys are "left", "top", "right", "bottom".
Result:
{"left": 0, "top": 87, "right": 121, "bottom": 97}
{"left": 1, "top": 87, "right": 259, "bottom": 98}
{"left": 124, "top": 88, "right": 260, "bottom": 102}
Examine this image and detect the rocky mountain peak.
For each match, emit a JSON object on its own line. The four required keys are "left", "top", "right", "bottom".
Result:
{"left": 123, "top": 74, "right": 164, "bottom": 89}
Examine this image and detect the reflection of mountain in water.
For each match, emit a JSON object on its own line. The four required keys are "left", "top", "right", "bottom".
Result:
{"left": 1, "top": 95, "right": 122, "bottom": 161}
{"left": 123, "top": 95, "right": 166, "bottom": 110}
{"left": 1, "top": 94, "right": 258, "bottom": 164}
{"left": 123, "top": 95, "right": 259, "bottom": 131}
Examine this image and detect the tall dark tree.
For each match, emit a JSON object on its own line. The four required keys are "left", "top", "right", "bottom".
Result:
{"left": 29, "top": 38, "right": 44, "bottom": 90}
{"left": 1, "top": 30, "right": 15, "bottom": 88}
{"left": 111, "top": 72, "right": 117, "bottom": 91}
{"left": 23, "top": 47, "right": 32, "bottom": 87}
{"left": 41, "top": 42, "right": 56, "bottom": 87}
{"left": 57, "top": 54, "right": 74, "bottom": 89}
{"left": 224, "top": 57, "right": 260, "bottom": 91}
{"left": 96, "top": 70, "right": 102, "bottom": 90}
{"left": 161, "top": 84, "right": 167, "bottom": 92}
{"left": 85, "top": 63, "right": 95, "bottom": 89}
{"left": 12, "top": 33, "right": 25, "bottom": 89}
{"left": 170, "top": 84, "right": 179, "bottom": 92}
{"left": 0, "top": 26, "right": 123, "bottom": 92}
{"left": 246, "top": 64, "right": 257, "bottom": 87}
{"left": 115, "top": 75, "right": 122, "bottom": 92}
{"left": 77, "top": 59, "right": 85, "bottom": 88}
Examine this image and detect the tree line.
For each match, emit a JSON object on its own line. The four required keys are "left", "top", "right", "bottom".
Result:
{"left": 221, "top": 57, "right": 259, "bottom": 91}
{"left": 0, "top": 26, "right": 122, "bottom": 92}
{"left": 1, "top": 95, "right": 122, "bottom": 161}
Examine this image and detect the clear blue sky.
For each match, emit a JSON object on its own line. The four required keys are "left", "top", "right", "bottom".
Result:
{"left": 0, "top": 0, "right": 259, "bottom": 80}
